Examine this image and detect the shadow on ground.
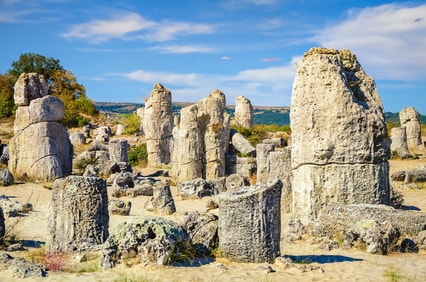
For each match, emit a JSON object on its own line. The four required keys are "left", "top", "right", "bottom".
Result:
{"left": 283, "top": 254, "right": 363, "bottom": 264}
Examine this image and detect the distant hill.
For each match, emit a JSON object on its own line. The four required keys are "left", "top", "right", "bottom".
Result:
{"left": 94, "top": 102, "right": 425, "bottom": 126}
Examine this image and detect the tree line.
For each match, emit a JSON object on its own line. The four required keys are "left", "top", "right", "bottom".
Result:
{"left": 0, "top": 53, "right": 97, "bottom": 127}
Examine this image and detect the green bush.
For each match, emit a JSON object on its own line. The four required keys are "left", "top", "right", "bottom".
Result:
{"left": 233, "top": 124, "right": 291, "bottom": 147}
{"left": 128, "top": 143, "right": 147, "bottom": 167}
{"left": 123, "top": 113, "right": 141, "bottom": 135}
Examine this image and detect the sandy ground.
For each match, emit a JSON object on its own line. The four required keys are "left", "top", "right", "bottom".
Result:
{"left": 0, "top": 159, "right": 425, "bottom": 282}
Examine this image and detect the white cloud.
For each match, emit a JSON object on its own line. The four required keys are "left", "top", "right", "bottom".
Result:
{"left": 109, "top": 56, "right": 299, "bottom": 106}
{"left": 314, "top": 3, "right": 426, "bottom": 81}
{"left": 61, "top": 12, "right": 214, "bottom": 44}
{"left": 260, "top": 57, "right": 281, "bottom": 63}
{"left": 149, "top": 45, "right": 214, "bottom": 54}
{"left": 258, "top": 19, "right": 282, "bottom": 30}
{"left": 221, "top": 56, "right": 231, "bottom": 60}
{"left": 61, "top": 12, "right": 155, "bottom": 43}
{"left": 145, "top": 21, "right": 214, "bottom": 42}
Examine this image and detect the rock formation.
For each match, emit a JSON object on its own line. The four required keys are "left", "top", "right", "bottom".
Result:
{"left": 8, "top": 73, "right": 73, "bottom": 182}
{"left": 290, "top": 48, "right": 391, "bottom": 224}
{"left": 143, "top": 83, "right": 173, "bottom": 167}
{"left": 47, "top": 176, "right": 109, "bottom": 253}
{"left": 399, "top": 106, "right": 422, "bottom": 148}
{"left": 218, "top": 179, "right": 282, "bottom": 263}
{"left": 172, "top": 90, "right": 230, "bottom": 182}
{"left": 390, "top": 127, "right": 412, "bottom": 159}
{"left": 233, "top": 95, "right": 253, "bottom": 128}
{"left": 100, "top": 216, "right": 191, "bottom": 268}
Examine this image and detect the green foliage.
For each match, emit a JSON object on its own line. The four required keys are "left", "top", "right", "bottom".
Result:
{"left": 8, "top": 53, "right": 98, "bottom": 127}
{"left": 233, "top": 124, "right": 291, "bottom": 147}
{"left": 0, "top": 73, "right": 15, "bottom": 118}
{"left": 123, "top": 113, "right": 141, "bottom": 135}
{"left": 164, "top": 241, "right": 196, "bottom": 265}
{"left": 9, "top": 53, "right": 63, "bottom": 85}
{"left": 128, "top": 143, "right": 148, "bottom": 167}
{"left": 73, "top": 155, "right": 98, "bottom": 174}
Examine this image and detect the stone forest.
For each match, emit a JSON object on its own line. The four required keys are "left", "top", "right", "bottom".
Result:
{"left": 0, "top": 47, "right": 426, "bottom": 281}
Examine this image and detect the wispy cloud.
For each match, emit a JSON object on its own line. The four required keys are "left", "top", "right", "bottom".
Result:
{"left": 257, "top": 19, "right": 282, "bottom": 30}
{"left": 61, "top": 12, "right": 215, "bottom": 44}
{"left": 149, "top": 45, "right": 215, "bottom": 54}
{"left": 106, "top": 56, "right": 299, "bottom": 106}
{"left": 61, "top": 12, "right": 155, "bottom": 44}
{"left": 314, "top": 3, "right": 426, "bottom": 81}
{"left": 221, "top": 56, "right": 231, "bottom": 61}
{"left": 260, "top": 57, "right": 281, "bottom": 63}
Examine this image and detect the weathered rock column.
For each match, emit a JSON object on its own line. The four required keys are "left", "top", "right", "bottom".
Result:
{"left": 47, "top": 176, "right": 109, "bottom": 253}
{"left": 290, "top": 48, "right": 391, "bottom": 224}
{"left": 269, "top": 148, "right": 292, "bottom": 213}
{"left": 400, "top": 106, "right": 422, "bottom": 148}
{"left": 172, "top": 90, "right": 230, "bottom": 182}
{"left": 109, "top": 139, "right": 128, "bottom": 162}
{"left": 8, "top": 73, "right": 73, "bottom": 182}
{"left": 218, "top": 179, "right": 282, "bottom": 263}
{"left": 390, "top": 127, "right": 412, "bottom": 159}
{"left": 143, "top": 83, "right": 173, "bottom": 167}
{"left": 233, "top": 95, "right": 253, "bottom": 128}
{"left": 256, "top": 144, "right": 274, "bottom": 184}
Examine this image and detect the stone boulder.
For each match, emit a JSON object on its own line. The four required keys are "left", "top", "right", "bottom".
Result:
{"left": 391, "top": 165, "right": 426, "bottom": 189}
{"left": 400, "top": 106, "right": 422, "bottom": 148}
{"left": 218, "top": 179, "right": 282, "bottom": 263}
{"left": 390, "top": 127, "right": 412, "bottom": 159}
{"left": 415, "top": 230, "right": 426, "bottom": 250}
{"left": 100, "top": 216, "right": 191, "bottom": 268}
{"left": 143, "top": 83, "right": 174, "bottom": 166}
{"left": 109, "top": 199, "right": 131, "bottom": 216}
{"left": 69, "top": 132, "right": 86, "bottom": 145}
{"left": 0, "top": 169, "right": 14, "bottom": 186}
{"left": 232, "top": 95, "right": 253, "bottom": 128}
{"left": 182, "top": 211, "right": 218, "bottom": 255}
{"left": 172, "top": 90, "right": 230, "bottom": 182}
{"left": 94, "top": 126, "right": 111, "bottom": 143}
{"left": 230, "top": 130, "right": 256, "bottom": 156}
{"left": 225, "top": 173, "right": 249, "bottom": 192}
{"left": 47, "top": 176, "right": 109, "bottom": 253}
{"left": 0, "top": 143, "right": 9, "bottom": 165}
{"left": 290, "top": 48, "right": 390, "bottom": 224}
{"left": 13, "top": 73, "right": 48, "bottom": 106}
{"left": 145, "top": 182, "right": 176, "bottom": 215}
{"left": 177, "top": 178, "right": 214, "bottom": 199}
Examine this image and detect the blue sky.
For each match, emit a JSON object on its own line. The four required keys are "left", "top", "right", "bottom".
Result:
{"left": 1, "top": 0, "right": 425, "bottom": 114}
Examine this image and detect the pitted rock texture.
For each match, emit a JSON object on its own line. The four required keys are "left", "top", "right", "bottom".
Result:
{"left": 290, "top": 48, "right": 390, "bottom": 223}
{"left": 143, "top": 83, "right": 174, "bottom": 166}
{"left": 47, "top": 176, "right": 109, "bottom": 253}
{"left": 399, "top": 106, "right": 422, "bottom": 148}
{"left": 218, "top": 179, "right": 282, "bottom": 263}
{"left": 172, "top": 90, "right": 230, "bottom": 182}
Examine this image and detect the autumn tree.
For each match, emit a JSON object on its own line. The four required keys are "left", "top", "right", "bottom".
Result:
{"left": 8, "top": 53, "right": 97, "bottom": 127}
{"left": 0, "top": 72, "right": 15, "bottom": 118}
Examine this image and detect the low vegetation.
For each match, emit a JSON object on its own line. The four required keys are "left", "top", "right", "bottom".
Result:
{"left": 128, "top": 143, "right": 148, "bottom": 167}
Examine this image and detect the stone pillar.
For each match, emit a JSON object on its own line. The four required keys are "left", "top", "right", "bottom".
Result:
{"left": 109, "top": 139, "right": 128, "bottom": 162}
{"left": 290, "top": 48, "right": 390, "bottom": 224}
{"left": 218, "top": 179, "right": 282, "bottom": 263}
{"left": 143, "top": 83, "right": 173, "bottom": 167}
{"left": 400, "top": 106, "right": 422, "bottom": 148}
{"left": 8, "top": 73, "right": 73, "bottom": 182}
{"left": 256, "top": 144, "right": 274, "bottom": 184}
{"left": 233, "top": 95, "right": 253, "bottom": 128}
{"left": 269, "top": 148, "right": 292, "bottom": 213}
{"left": 390, "top": 127, "right": 411, "bottom": 159}
{"left": 172, "top": 90, "right": 230, "bottom": 182}
{"left": 47, "top": 176, "right": 109, "bottom": 253}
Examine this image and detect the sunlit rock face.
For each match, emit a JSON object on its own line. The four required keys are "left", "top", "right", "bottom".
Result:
{"left": 290, "top": 48, "right": 391, "bottom": 224}
{"left": 8, "top": 73, "right": 72, "bottom": 182}
{"left": 172, "top": 90, "right": 230, "bottom": 182}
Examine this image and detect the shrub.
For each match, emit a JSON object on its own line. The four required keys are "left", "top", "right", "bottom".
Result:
{"left": 123, "top": 113, "right": 141, "bottom": 135}
{"left": 128, "top": 143, "right": 148, "bottom": 167}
